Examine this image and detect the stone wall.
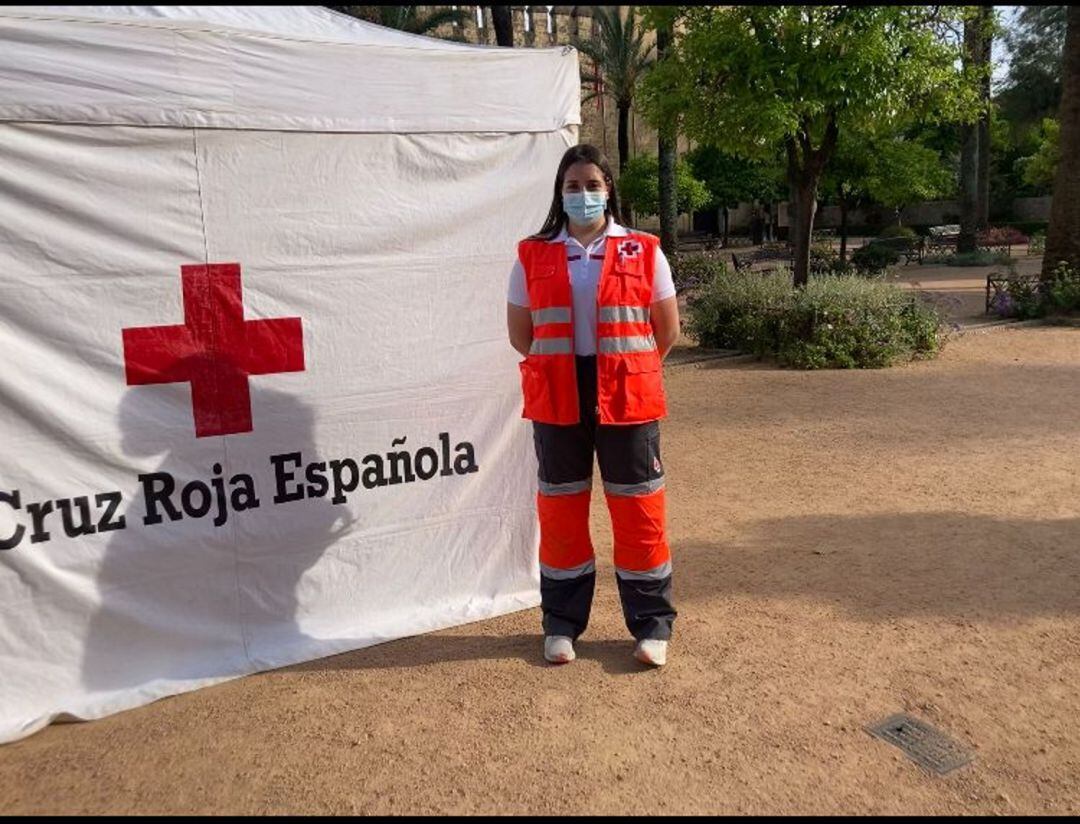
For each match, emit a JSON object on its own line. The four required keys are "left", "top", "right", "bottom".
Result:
{"left": 418, "top": 6, "right": 675, "bottom": 174}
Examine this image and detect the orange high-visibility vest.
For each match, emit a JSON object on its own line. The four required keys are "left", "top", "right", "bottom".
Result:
{"left": 517, "top": 231, "right": 667, "bottom": 425}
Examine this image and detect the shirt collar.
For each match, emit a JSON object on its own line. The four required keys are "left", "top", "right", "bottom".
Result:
{"left": 547, "top": 216, "right": 629, "bottom": 244}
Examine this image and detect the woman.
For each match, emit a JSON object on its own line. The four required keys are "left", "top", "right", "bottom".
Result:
{"left": 506, "top": 144, "right": 680, "bottom": 667}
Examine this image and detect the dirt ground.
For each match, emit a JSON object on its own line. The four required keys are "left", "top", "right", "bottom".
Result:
{"left": 2, "top": 324, "right": 1079, "bottom": 815}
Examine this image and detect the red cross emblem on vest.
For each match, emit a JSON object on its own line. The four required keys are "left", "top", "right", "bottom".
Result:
{"left": 122, "top": 263, "right": 305, "bottom": 438}
{"left": 617, "top": 239, "right": 642, "bottom": 262}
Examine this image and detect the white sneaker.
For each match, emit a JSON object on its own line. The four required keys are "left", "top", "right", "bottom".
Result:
{"left": 634, "top": 638, "right": 668, "bottom": 667}
{"left": 544, "top": 635, "right": 576, "bottom": 664}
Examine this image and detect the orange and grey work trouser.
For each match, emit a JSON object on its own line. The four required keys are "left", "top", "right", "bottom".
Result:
{"left": 533, "top": 355, "right": 676, "bottom": 642}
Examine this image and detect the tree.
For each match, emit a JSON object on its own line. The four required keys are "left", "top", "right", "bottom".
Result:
{"left": 655, "top": 11, "right": 679, "bottom": 257}
{"left": 686, "top": 147, "right": 782, "bottom": 247}
{"left": 490, "top": 6, "right": 513, "bottom": 47}
{"left": 1018, "top": 117, "right": 1061, "bottom": 191}
{"left": 998, "top": 6, "right": 1068, "bottom": 134}
{"left": 825, "top": 134, "right": 952, "bottom": 259}
{"left": 976, "top": 6, "right": 995, "bottom": 230}
{"left": 326, "top": 6, "right": 471, "bottom": 38}
{"left": 618, "top": 154, "right": 709, "bottom": 220}
{"left": 576, "top": 6, "right": 654, "bottom": 173}
{"left": 863, "top": 138, "right": 954, "bottom": 219}
{"left": 1042, "top": 6, "right": 1080, "bottom": 276}
{"left": 640, "top": 6, "right": 979, "bottom": 286}
{"left": 959, "top": 7, "right": 994, "bottom": 252}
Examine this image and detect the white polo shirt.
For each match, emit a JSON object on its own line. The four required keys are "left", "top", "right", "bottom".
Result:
{"left": 507, "top": 219, "right": 676, "bottom": 356}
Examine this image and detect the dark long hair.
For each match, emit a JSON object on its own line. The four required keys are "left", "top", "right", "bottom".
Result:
{"left": 531, "top": 144, "right": 623, "bottom": 240}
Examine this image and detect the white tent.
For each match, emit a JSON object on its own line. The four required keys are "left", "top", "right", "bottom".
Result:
{"left": 0, "top": 6, "right": 579, "bottom": 743}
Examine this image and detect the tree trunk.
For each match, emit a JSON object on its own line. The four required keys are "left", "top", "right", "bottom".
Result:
{"left": 617, "top": 102, "right": 630, "bottom": 173}
{"left": 977, "top": 6, "right": 993, "bottom": 230}
{"left": 839, "top": 197, "right": 849, "bottom": 263}
{"left": 1043, "top": 6, "right": 1080, "bottom": 276}
{"left": 792, "top": 179, "right": 818, "bottom": 287}
{"left": 656, "top": 22, "right": 678, "bottom": 257}
{"left": 491, "top": 6, "right": 513, "bottom": 47}
{"left": 958, "top": 13, "right": 981, "bottom": 254}
{"left": 785, "top": 119, "right": 838, "bottom": 287}
{"left": 722, "top": 206, "right": 730, "bottom": 247}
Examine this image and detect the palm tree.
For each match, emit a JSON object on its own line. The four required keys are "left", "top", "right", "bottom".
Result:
{"left": 326, "top": 6, "right": 471, "bottom": 39}
{"left": 1043, "top": 5, "right": 1080, "bottom": 276}
{"left": 655, "top": 15, "right": 678, "bottom": 256}
{"left": 576, "top": 6, "right": 655, "bottom": 174}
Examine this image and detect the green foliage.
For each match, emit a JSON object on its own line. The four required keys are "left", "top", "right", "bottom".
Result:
{"left": 687, "top": 269, "right": 944, "bottom": 368}
{"left": 1000, "top": 277, "right": 1045, "bottom": 319}
{"left": 686, "top": 267, "right": 795, "bottom": 353}
{"left": 862, "top": 138, "right": 954, "bottom": 207}
{"left": 640, "top": 7, "right": 979, "bottom": 163}
{"left": 619, "top": 153, "right": 710, "bottom": 218}
{"left": 1043, "top": 262, "right": 1080, "bottom": 314}
{"left": 851, "top": 243, "right": 900, "bottom": 273}
{"left": 933, "top": 250, "right": 1015, "bottom": 266}
{"left": 990, "top": 262, "right": 1080, "bottom": 319}
{"left": 328, "top": 5, "right": 471, "bottom": 37}
{"left": 685, "top": 145, "right": 784, "bottom": 210}
{"left": 670, "top": 250, "right": 729, "bottom": 293}
{"left": 576, "top": 6, "right": 653, "bottom": 109}
{"left": 1017, "top": 118, "right": 1060, "bottom": 191}
{"left": 998, "top": 6, "right": 1068, "bottom": 131}
{"left": 878, "top": 225, "right": 919, "bottom": 240}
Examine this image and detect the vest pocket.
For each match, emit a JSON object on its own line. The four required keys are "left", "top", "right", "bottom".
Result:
{"left": 619, "top": 357, "right": 666, "bottom": 421}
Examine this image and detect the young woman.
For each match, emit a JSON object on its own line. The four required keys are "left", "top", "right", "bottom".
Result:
{"left": 506, "top": 144, "right": 679, "bottom": 667}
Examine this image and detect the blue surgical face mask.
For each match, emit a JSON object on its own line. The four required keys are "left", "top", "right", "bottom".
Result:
{"left": 563, "top": 190, "right": 608, "bottom": 226}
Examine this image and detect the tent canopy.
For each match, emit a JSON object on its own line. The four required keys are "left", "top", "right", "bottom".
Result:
{"left": 0, "top": 5, "right": 581, "bottom": 133}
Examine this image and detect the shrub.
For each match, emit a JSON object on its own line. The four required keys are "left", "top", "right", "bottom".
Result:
{"left": 671, "top": 250, "right": 729, "bottom": 293}
{"left": 850, "top": 242, "right": 899, "bottom": 274}
{"left": 977, "top": 226, "right": 1029, "bottom": 248}
{"left": 1001, "top": 220, "right": 1048, "bottom": 237}
{"left": 878, "top": 224, "right": 919, "bottom": 241}
{"left": 686, "top": 268, "right": 944, "bottom": 368}
{"left": 685, "top": 266, "right": 792, "bottom": 352}
{"left": 1002, "top": 276, "right": 1044, "bottom": 319}
{"left": 923, "top": 250, "right": 1015, "bottom": 266}
{"left": 1043, "top": 261, "right": 1080, "bottom": 314}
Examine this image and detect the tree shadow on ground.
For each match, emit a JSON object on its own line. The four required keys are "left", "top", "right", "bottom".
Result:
{"left": 675, "top": 511, "right": 1080, "bottom": 622}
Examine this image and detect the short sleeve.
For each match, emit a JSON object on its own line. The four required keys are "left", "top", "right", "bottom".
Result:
{"left": 651, "top": 244, "right": 676, "bottom": 302}
{"left": 507, "top": 258, "right": 530, "bottom": 307}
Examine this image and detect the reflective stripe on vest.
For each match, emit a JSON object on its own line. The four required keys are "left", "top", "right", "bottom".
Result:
{"left": 532, "top": 307, "right": 572, "bottom": 325}
{"left": 530, "top": 337, "right": 573, "bottom": 355}
{"left": 598, "top": 334, "right": 657, "bottom": 355}
{"left": 599, "top": 305, "right": 650, "bottom": 324}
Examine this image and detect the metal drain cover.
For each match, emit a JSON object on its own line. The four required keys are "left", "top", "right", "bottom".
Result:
{"left": 866, "top": 713, "right": 973, "bottom": 775}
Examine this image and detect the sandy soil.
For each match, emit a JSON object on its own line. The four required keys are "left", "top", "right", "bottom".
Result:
{"left": 2, "top": 325, "right": 1079, "bottom": 815}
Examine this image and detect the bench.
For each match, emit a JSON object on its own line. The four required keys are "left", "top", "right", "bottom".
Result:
{"left": 986, "top": 273, "right": 1041, "bottom": 314}
{"left": 865, "top": 236, "right": 924, "bottom": 264}
{"left": 731, "top": 243, "right": 794, "bottom": 274}
{"left": 677, "top": 233, "right": 721, "bottom": 253}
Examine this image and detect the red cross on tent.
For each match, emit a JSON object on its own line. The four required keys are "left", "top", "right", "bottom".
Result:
{"left": 122, "top": 263, "right": 305, "bottom": 438}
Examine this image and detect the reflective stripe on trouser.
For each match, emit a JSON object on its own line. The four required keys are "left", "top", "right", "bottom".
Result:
{"left": 533, "top": 355, "right": 676, "bottom": 642}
